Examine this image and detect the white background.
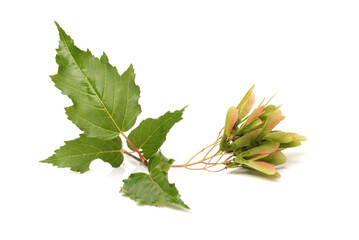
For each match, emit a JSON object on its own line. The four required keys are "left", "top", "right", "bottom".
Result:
{"left": 1, "top": 0, "right": 358, "bottom": 239}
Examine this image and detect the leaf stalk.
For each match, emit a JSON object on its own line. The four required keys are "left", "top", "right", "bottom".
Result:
{"left": 120, "top": 132, "right": 147, "bottom": 165}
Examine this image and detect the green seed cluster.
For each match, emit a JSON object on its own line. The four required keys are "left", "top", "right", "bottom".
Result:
{"left": 220, "top": 86, "right": 306, "bottom": 176}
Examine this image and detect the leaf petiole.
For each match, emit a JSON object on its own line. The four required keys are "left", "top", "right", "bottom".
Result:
{"left": 120, "top": 132, "right": 147, "bottom": 165}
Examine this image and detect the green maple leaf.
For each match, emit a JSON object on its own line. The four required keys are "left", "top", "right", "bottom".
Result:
{"left": 52, "top": 22, "right": 141, "bottom": 140}
{"left": 121, "top": 152, "right": 189, "bottom": 209}
{"left": 44, "top": 23, "right": 190, "bottom": 209}
{"left": 128, "top": 108, "right": 185, "bottom": 159}
{"left": 41, "top": 134, "right": 123, "bottom": 173}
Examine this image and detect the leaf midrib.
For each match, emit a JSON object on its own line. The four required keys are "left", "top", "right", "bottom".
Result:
{"left": 59, "top": 31, "right": 121, "bottom": 134}
{"left": 147, "top": 172, "right": 184, "bottom": 207}
{"left": 52, "top": 150, "right": 122, "bottom": 160}
{"left": 138, "top": 111, "right": 182, "bottom": 149}
{"left": 120, "top": 75, "right": 130, "bottom": 130}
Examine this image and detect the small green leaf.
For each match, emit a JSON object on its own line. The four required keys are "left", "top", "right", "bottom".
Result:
{"left": 41, "top": 134, "right": 123, "bottom": 173}
{"left": 128, "top": 108, "right": 185, "bottom": 159}
{"left": 53, "top": 22, "right": 141, "bottom": 140}
{"left": 121, "top": 152, "right": 189, "bottom": 209}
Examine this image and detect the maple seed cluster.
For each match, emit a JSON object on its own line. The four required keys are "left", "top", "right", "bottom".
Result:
{"left": 220, "top": 85, "right": 306, "bottom": 176}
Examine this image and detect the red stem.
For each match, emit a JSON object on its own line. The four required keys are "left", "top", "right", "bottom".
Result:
{"left": 122, "top": 150, "right": 148, "bottom": 166}
{"left": 120, "top": 132, "right": 147, "bottom": 165}
{"left": 172, "top": 164, "right": 186, "bottom": 168}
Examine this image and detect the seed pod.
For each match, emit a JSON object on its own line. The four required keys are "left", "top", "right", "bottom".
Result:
{"left": 259, "top": 104, "right": 277, "bottom": 121}
{"left": 247, "top": 154, "right": 270, "bottom": 161}
{"left": 237, "top": 85, "right": 255, "bottom": 121}
{"left": 231, "top": 128, "right": 262, "bottom": 149}
{"left": 288, "top": 132, "right": 307, "bottom": 141}
{"left": 243, "top": 161, "right": 276, "bottom": 175}
{"left": 264, "top": 131, "right": 293, "bottom": 143}
{"left": 220, "top": 135, "right": 234, "bottom": 152}
{"left": 224, "top": 106, "right": 239, "bottom": 136}
{"left": 246, "top": 105, "right": 265, "bottom": 124}
{"left": 280, "top": 141, "right": 302, "bottom": 149}
{"left": 226, "top": 162, "right": 240, "bottom": 168}
{"left": 242, "top": 142, "right": 280, "bottom": 158}
{"left": 257, "top": 109, "right": 282, "bottom": 140}
{"left": 235, "top": 154, "right": 245, "bottom": 164}
{"left": 261, "top": 151, "right": 287, "bottom": 165}
{"left": 242, "top": 118, "right": 263, "bottom": 133}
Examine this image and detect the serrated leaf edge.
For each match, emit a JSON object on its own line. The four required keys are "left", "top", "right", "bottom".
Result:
{"left": 55, "top": 22, "right": 123, "bottom": 136}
